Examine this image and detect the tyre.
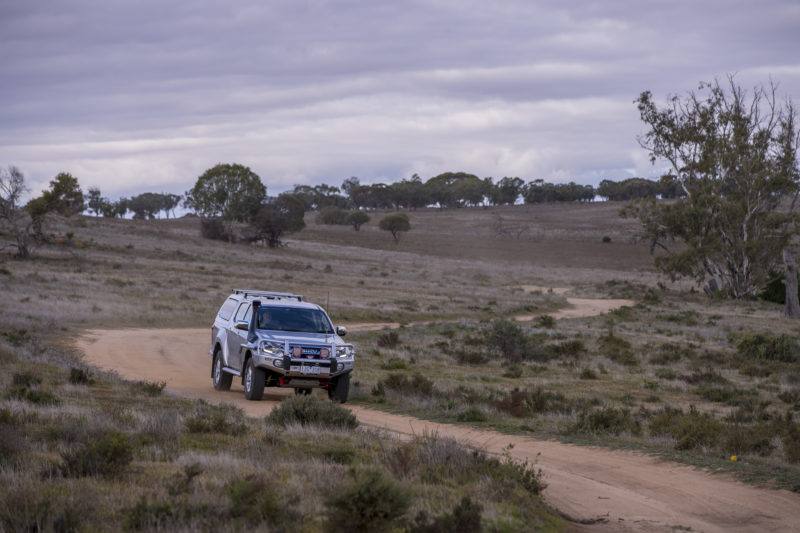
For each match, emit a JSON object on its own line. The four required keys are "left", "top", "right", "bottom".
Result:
{"left": 328, "top": 372, "right": 350, "bottom": 403}
{"left": 243, "top": 357, "right": 265, "bottom": 401}
{"left": 212, "top": 349, "right": 233, "bottom": 391}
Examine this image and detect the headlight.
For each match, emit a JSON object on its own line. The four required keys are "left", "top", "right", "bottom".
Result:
{"left": 260, "top": 341, "right": 285, "bottom": 356}
{"left": 336, "top": 345, "right": 355, "bottom": 358}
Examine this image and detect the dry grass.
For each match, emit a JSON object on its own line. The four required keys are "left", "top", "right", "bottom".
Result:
{"left": 1, "top": 201, "right": 799, "bottom": 531}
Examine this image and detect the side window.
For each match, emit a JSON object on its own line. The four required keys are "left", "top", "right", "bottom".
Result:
{"left": 234, "top": 303, "right": 251, "bottom": 323}
{"left": 218, "top": 298, "right": 238, "bottom": 320}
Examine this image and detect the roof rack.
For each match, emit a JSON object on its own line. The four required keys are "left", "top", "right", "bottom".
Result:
{"left": 233, "top": 289, "right": 303, "bottom": 302}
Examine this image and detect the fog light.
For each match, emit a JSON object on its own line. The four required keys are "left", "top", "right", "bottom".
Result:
{"left": 274, "top": 359, "right": 283, "bottom": 368}
{"left": 338, "top": 363, "right": 345, "bottom": 371}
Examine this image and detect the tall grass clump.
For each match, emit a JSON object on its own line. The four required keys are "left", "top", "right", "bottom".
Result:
{"left": 58, "top": 431, "right": 134, "bottom": 477}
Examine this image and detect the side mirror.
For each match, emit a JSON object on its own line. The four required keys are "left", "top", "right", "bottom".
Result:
{"left": 336, "top": 326, "right": 347, "bottom": 337}
{"left": 235, "top": 322, "right": 249, "bottom": 331}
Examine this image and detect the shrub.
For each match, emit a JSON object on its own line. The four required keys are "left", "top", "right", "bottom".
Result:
{"left": 456, "top": 407, "right": 489, "bottom": 423}
{"left": 649, "top": 406, "right": 724, "bottom": 451}
{"left": 502, "top": 364, "right": 523, "bottom": 378}
{"left": 536, "top": 315, "right": 556, "bottom": 328}
{"left": 597, "top": 333, "right": 638, "bottom": 365}
{"left": 347, "top": 210, "right": 370, "bottom": 231}
{"left": 200, "top": 217, "right": 228, "bottom": 241}
{"left": 2, "top": 328, "right": 32, "bottom": 346}
{"left": 134, "top": 380, "right": 166, "bottom": 396}
{"left": 650, "top": 343, "right": 696, "bottom": 365}
{"left": 226, "top": 475, "right": 284, "bottom": 523}
{"left": 573, "top": 407, "right": 641, "bottom": 436}
{"left": 267, "top": 395, "right": 358, "bottom": 430}
{"left": 316, "top": 206, "right": 350, "bottom": 225}
{"left": 12, "top": 371, "right": 41, "bottom": 387}
{"left": 324, "top": 468, "right": 411, "bottom": 533}
{"left": 579, "top": 368, "right": 598, "bottom": 380}
{"left": 495, "top": 388, "right": 571, "bottom": 417}
{"left": 380, "top": 372, "right": 435, "bottom": 397}
{"left": 551, "top": 339, "right": 585, "bottom": 358}
{"left": 380, "top": 357, "right": 407, "bottom": 370}
{"left": 59, "top": 431, "right": 134, "bottom": 477}
{"left": 410, "top": 496, "right": 483, "bottom": 533}
{"left": 123, "top": 496, "right": 176, "bottom": 531}
{"left": 733, "top": 332, "right": 798, "bottom": 362}
{"left": 485, "top": 319, "right": 531, "bottom": 363}
{"left": 69, "top": 367, "right": 94, "bottom": 385}
{"left": 783, "top": 421, "right": 800, "bottom": 464}
{"left": 376, "top": 331, "right": 400, "bottom": 348}
{"left": 185, "top": 403, "right": 247, "bottom": 436}
{"left": 602, "top": 236, "right": 612, "bottom": 243}
{"left": 655, "top": 368, "right": 677, "bottom": 380}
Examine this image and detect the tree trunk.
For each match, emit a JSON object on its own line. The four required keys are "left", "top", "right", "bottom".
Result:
{"left": 783, "top": 247, "right": 800, "bottom": 318}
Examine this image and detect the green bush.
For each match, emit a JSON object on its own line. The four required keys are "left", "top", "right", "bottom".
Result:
{"left": 185, "top": 404, "right": 247, "bottom": 436}
{"left": 324, "top": 468, "right": 411, "bottom": 533}
{"left": 536, "top": 315, "right": 556, "bottom": 328}
{"left": 380, "top": 357, "right": 407, "bottom": 370}
{"left": 376, "top": 331, "right": 400, "bottom": 348}
{"left": 579, "top": 368, "right": 598, "bottom": 380}
{"left": 456, "top": 407, "right": 489, "bottom": 422}
{"left": 495, "top": 388, "right": 572, "bottom": 417}
{"left": 410, "top": 496, "right": 483, "bottom": 533}
{"left": 316, "top": 206, "right": 350, "bottom": 225}
{"left": 380, "top": 372, "right": 435, "bottom": 397}
{"left": 226, "top": 475, "right": 285, "bottom": 523}
{"left": 649, "top": 406, "right": 724, "bottom": 451}
{"left": 123, "top": 496, "right": 176, "bottom": 531}
{"left": 267, "top": 395, "right": 358, "bottom": 430}
{"left": 59, "top": 431, "right": 134, "bottom": 477}
{"left": 597, "top": 333, "right": 638, "bottom": 365}
{"left": 733, "top": 332, "right": 798, "bottom": 362}
{"left": 573, "top": 407, "right": 641, "bottom": 436}
{"left": 69, "top": 367, "right": 94, "bottom": 385}
{"left": 485, "top": 319, "right": 532, "bottom": 363}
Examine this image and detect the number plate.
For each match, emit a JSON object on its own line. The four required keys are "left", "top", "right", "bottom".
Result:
{"left": 300, "top": 365, "right": 320, "bottom": 375}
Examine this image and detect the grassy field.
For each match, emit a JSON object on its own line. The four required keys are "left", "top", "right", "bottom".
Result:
{"left": 1, "top": 202, "right": 799, "bottom": 530}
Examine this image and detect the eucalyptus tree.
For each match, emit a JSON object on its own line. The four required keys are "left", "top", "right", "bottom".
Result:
{"left": 626, "top": 76, "right": 799, "bottom": 313}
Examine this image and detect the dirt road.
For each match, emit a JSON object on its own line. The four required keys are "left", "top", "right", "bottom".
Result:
{"left": 75, "top": 328, "right": 800, "bottom": 533}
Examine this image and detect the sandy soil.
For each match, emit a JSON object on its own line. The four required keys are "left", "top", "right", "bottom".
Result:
{"left": 75, "top": 327, "right": 800, "bottom": 533}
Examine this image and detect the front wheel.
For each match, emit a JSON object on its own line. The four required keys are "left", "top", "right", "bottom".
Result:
{"left": 243, "top": 358, "right": 265, "bottom": 401}
{"left": 212, "top": 350, "right": 232, "bottom": 391}
{"left": 328, "top": 373, "right": 350, "bottom": 403}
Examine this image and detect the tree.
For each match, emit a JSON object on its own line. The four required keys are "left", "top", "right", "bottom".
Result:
{"left": 379, "top": 212, "right": 410, "bottom": 243}
{"left": 347, "top": 210, "right": 370, "bottom": 231}
{"left": 129, "top": 192, "right": 163, "bottom": 220}
{"left": 184, "top": 163, "right": 266, "bottom": 242}
{"left": 26, "top": 172, "right": 85, "bottom": 223}
{"left": 87, "top": 187, "right": 104, "bottom": 216}
{"left": 0, "top": 166, "right": 38, "bottom": 258}
{"left": 315, "top": 206, "right": 349, "bottom": 225}
{"left": 627, "top": 76, "right": 800, "bottom": 304}
{"left": 248, "top": 194, "right": 306, "bottom": 248}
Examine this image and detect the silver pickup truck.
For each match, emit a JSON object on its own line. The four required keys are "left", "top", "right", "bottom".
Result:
{"left": 210, "top": 289, "right": 355, "bottom": 402}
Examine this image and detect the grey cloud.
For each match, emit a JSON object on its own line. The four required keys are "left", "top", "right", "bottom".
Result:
{"left": 1, "top": 0, "right": 799, "bottom": 196}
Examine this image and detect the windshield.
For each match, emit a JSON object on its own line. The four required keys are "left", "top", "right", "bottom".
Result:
{"left": 257, "top": 306, "right": 334, "bottom": 334}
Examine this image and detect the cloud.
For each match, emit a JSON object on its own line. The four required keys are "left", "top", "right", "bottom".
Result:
{"left": 1, "top": 0, "right": 799, "bottom": 198}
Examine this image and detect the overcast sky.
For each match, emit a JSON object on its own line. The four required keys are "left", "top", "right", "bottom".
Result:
{"left": 2, "top": 0, "right": 799, "bottom": 199}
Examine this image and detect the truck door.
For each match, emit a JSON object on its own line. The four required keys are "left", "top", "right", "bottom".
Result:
{"left": 228, "top": 303, "right": 251, "bottom": 371}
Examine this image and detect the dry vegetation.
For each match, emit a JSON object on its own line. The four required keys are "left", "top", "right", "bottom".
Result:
{"left": 1, "top": 202, "right": 799, "bottom": 530}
